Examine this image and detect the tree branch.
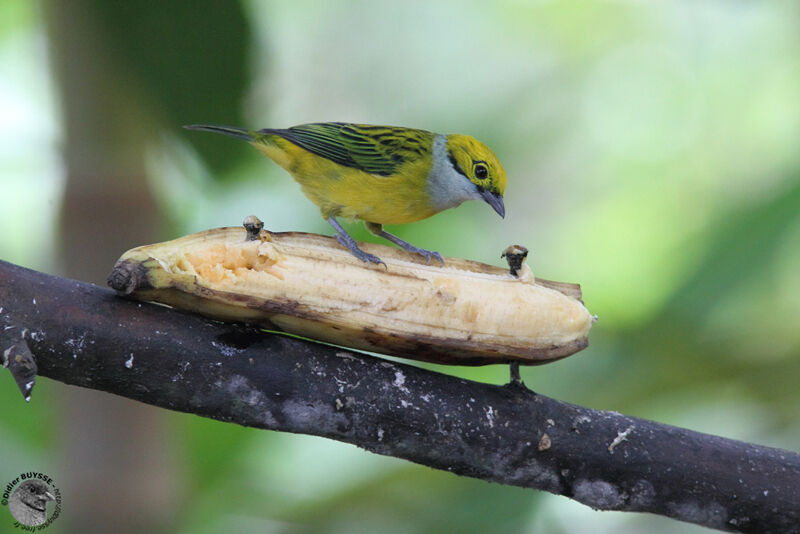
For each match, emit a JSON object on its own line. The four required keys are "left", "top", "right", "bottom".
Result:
{"left": 1, "top": 259, "right": 798, "bottom": 532}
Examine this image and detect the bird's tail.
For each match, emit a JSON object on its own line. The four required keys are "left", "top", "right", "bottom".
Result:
{"left": 184, "top": 124, "right": 255, "bottom": 141}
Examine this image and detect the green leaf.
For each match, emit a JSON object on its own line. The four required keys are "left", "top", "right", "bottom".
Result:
{"left": 88, "top": 0, "right": 253, "bottom": 175}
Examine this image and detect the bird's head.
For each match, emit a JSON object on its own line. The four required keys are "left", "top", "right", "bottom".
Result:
{"left": 445, "top": 134, "right": 507, "bottom": 218}
{"left": 14, "top": 480, "right": 55, "bottom": 511}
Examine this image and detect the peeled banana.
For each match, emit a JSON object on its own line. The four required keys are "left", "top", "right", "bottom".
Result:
{"left": 108, "top": 217, "right": 593, "bottom": 366}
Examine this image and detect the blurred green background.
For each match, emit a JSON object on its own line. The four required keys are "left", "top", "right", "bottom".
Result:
{"left": 1, "top": 1, "right": 799, "bottom": 532}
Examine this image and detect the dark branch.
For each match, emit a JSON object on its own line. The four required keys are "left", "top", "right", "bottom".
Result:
{"left": 1, "top": 259, "right": 798, "bottom": 533}
{"left": 0, "top": 317, "right": 38, "bottom": 401}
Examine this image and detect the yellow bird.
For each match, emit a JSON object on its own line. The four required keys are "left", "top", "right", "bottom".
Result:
{"left": 185, "top": 122, "right": 507, "bottom": 265}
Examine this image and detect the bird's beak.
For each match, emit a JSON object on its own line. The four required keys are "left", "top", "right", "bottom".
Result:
{"left": 44, "top": 492, "right": 55, "bottom": 502}
{"left": 480, "top": 189, "right": 505, "bottom": 218}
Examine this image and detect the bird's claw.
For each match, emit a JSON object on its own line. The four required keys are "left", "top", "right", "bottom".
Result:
{"left": 408, "top": 247, "right": 444, "bottom": 266}
{"left": 336, "top": 235, "right": 386, "bottom": 267}
{"left": 360, "top": 252, "right": 386, "bottom": 267}
{"left": 428, "top": 251, "right": 445, "bottom": 266}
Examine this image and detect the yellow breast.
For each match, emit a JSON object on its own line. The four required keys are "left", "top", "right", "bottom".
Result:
{"left": 253, "top": 137, "right": 437, "bottom": 225}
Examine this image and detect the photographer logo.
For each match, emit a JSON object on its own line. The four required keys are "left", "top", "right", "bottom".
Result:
{"left": 2, "top": 472, "right": 61, "bottom": 530}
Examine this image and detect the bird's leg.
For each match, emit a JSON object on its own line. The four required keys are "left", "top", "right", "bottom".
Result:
{"left": 328, "top": 217, "right": 386, "bottom": 266}
{"left": 364, "top": 222, "right": 444, "bottom": 265}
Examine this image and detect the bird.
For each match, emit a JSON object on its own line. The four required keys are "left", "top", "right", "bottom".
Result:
{"left": 185, "top": 122, "right": 507, "bottom": 265}
{"left": 8, "top": 480, "right": 55, "bottom": 527}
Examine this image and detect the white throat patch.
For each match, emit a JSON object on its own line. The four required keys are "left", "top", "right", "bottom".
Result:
{"left": 427, "top": 135, "right": 481, "bottom": 211}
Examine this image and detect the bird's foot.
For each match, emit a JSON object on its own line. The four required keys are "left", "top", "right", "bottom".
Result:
{"left": 403, "top": 245, "right": 444, "bottom": 266}
{"left": 363, "top": 222, "right": 445, "bottom": 266}
{"left": 329, "top": 216, "right": 386, "bottom": 267}
{"left": 336, "top": 234, "right": 386, "bottom": 267}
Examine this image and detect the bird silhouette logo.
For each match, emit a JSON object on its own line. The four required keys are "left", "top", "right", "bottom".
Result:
{"left": 8, "top": 479, "right": 55, "bottom": 527}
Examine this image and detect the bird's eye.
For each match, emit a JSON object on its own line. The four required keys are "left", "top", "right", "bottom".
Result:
{"left": 29, "top": 487, "right": 36, "bottom": 493}
{"left": 474, "top": 164, "right": 488, "bottom": 179}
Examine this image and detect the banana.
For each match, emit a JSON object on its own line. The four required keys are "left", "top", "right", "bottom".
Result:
{"left": 108, "top": 217, "right": 593, "bottom": 365}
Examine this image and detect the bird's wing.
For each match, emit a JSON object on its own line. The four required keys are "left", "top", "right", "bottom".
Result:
{"left": 261, "top": 123, "right": 432, "bottom": 176}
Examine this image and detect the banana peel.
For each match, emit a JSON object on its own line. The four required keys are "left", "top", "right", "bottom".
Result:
{"left": 108, "top": 218, "right": 593, "bottom": 366}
